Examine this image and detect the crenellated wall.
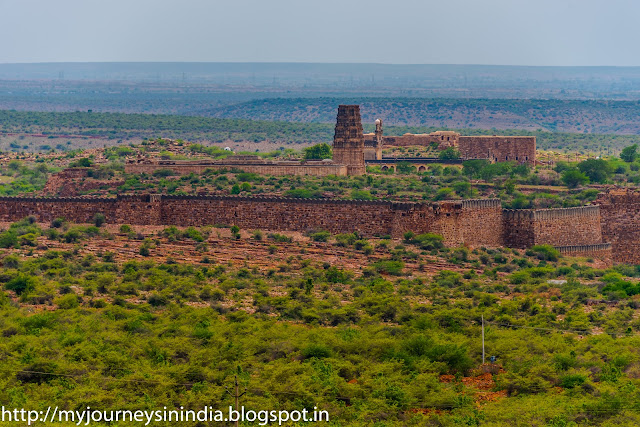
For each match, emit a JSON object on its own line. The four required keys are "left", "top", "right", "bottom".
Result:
{"left": 373, "top": 131, "right": 536, "bottom": 165}
{"left": 502, "top": 210, "right": 536, "bottom": 249}
{"left": 125, "top": 161, "right": 348, "bottom": 177}
{"left": 0, "top": 195, "right": 620, "bottom": 262}
{"left": 159, "top": 196, "right": 433, "bottom": 237}
{"left": 533, "top": 206, "right": 602, "bottom": 247}
{"left": 503, "top": 205, "right": 603, "bottom": 249}
{"left": 461, "top": 199, "right": 504, "bottom": 247}
{"left": 556, "top": 244, "right": 612, "bottom": 262}
{"left": 0, "top": 195, "right": 507, "bottom": 244}
{"left": 598, "top": 189, "right": 640, "bottom": 264}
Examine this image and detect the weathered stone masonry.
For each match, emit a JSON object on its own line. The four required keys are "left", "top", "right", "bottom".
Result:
{"left": 502, "top": 205, "right": 611, "bottom": 262}
{"left": 598, "top": 189, "right": 640, "bottom": 264}
{"left": 0, "top": 195, "right": 620, "bottom": 262}
{"left": 458, "top": 136, "right": 536, "bottom": 164}
{"left": 502, "top": 205, "right": 604, "bottom": 247}
{"left": 0, "top": 195, "right": 501, "bottom": 244}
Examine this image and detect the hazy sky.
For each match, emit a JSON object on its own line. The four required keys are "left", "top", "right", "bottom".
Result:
{"left": 1, "top": 0, "right": 637, "bottom": 65}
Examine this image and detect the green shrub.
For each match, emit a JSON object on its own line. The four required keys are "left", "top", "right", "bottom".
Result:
{"left": 529, "top": 245, "right": 561, "bottom": 261}
{"left": 413, "top": 233, "right": 444, "bottom": 250}
{"left": 510, "top": 271, "right": 531, "bottom": 284}
{"left": 63, "top": 228, "right": 82, "bottom": 243}
{"left": 310, "top": 231, "right": 331, "bottom": 242}
{"left": 325, "top": 266, "right": 351, "bottom": 283}
{"left": 439, "top": 147, "right": 461, "bottom": 160}
{"left": 335, "top": 233, "right": 357, "bottom": 247}
{"left": 268, "top": 233, "right": 292, "bottom": 243}
{"left": 351, "top": 190, "right": 373, "bottom": 200}
{"left": 301, "top": 343, "right": 332, "bottom": 359}
{"left": 6, "top": 274, "right": 36, "bottom": 295}
{"left": 559, "top": 373, "right": 587, "bottom": 389}
{"left": 303, "top": 143, "right": 332, "bottom": 160}
{"left": 148, "top": 294, "right": 168, "bottom": 307}
{"left": 372, "top": 260, "right": 405, "bottom": 276}
{"left": 185, "top": 227, "right": 205, "bottom": 242}
{"left": 55, "top": 294, "right": 80, "bottom": 309}
{"left": 93, "top": 213, "right": 106, "bottom": 227}
{"left": 434, "top": 187, "right": 454, "bottom": 200}
{"left": 51, "top": 217, "right": 66, "bottom": 228}
{"left": 0, "top": 231, "right": 18, "bottom": 248}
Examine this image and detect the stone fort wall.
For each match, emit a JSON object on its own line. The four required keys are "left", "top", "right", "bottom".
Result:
{"left": 533, "top": 206, "right": 602, "bottom": 247}
{"left": 598, "top": 189, "right": 640, "bottom": 264}
{"left": 0, "top": 195, "right": 503, "bottom": 244}
{"left": 0, "top": 195, "right": 619, "bottom": 262}
{"left": 502, "top": 205, "right": 603, "bottom": 249}
{"left": 556, "top": 244, "right": 613, "bottom": 262}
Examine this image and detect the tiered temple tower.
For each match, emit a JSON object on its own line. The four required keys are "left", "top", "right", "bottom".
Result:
{"left": 333, "top": 105, "right": 366, "bottom": 175}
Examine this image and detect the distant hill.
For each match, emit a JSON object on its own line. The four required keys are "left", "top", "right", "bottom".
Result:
{"left": 3, "top": 62, "right": 640, "bottom": 99}
{"left": 207, "top": 97, "right": 640, "bottom": 134}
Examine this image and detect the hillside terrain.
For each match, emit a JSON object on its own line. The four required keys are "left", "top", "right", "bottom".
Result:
{"left": 1, "top": 214, "right": 640, "bottom": 426}
{"left": 209, "top": 98, "right": 640, "bottom": 134}
{"left": 1, "top": 110, "right": 639, "bottom": 155}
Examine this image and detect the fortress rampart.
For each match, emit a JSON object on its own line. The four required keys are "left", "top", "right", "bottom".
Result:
{"left": 556, "top": 244, "right": 612, "bottom": 262}
{"left": 598, "top": 189, "right": 640, "bottom": 264}
{"left": 0, "top": 195, "right": 502, "bottom": 242}
{"left": 502, "top": 205, "right": 604, "bottom": 249}
{"left": 532, "top": 206, "right": 602, "bottom": 247}
{"left": 0, "top": 195, "right": 619, "bottom": 263}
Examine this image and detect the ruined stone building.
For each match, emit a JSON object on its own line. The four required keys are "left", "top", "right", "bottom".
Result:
{"left": 127, "top": 104, "right": 537, "bottom": 176}
{"left": 126, "top": 105, "right": 368, "bottom": 177}
{"left": 364, "top": 122, "right": 536, "bottom": 165}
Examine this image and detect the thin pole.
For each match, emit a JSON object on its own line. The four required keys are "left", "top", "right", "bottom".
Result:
{"left": 482, "top": 315, "right": 485, "bottom": 364}
{"left": 225, "top": 374, "right": 246, "bottom": 427}
{"left": 235, "top": 376, "right": 239, "bottom": 427}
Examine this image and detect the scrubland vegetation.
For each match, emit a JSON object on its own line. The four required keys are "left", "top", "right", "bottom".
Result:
{"left": 2, "top": 216, "right": 640, "bottom": 425}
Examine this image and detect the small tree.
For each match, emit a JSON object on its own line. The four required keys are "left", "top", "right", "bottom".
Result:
{"left": 93, "top": 213, "right": 106, "bottom": 227}
{"left": 439, "top": 147, "right": 461, "bottom": 160}
{"left": 70, "top": 157, "right": 93, "bottom": 168}
{"left": 621, "top": 144, "right": 638, "bottom": 163}
{"left": 462, "top": 159, "right": 489, "bottom": 177}
{"left": 577, "top": 158, "right": 613, "bottom": 183}
{"left": 304, "top": 143, "right": 332, "bottom": 160}
{"left": 452, "top": 181, "right": 472, "bottom": 197}
{"left": 562, "top": 169, "right": 589, "bottom": 188}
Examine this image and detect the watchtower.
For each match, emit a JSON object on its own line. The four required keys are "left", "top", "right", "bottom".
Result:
{"left": 333, "top": 105, "right": 366, "bottom": 175}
